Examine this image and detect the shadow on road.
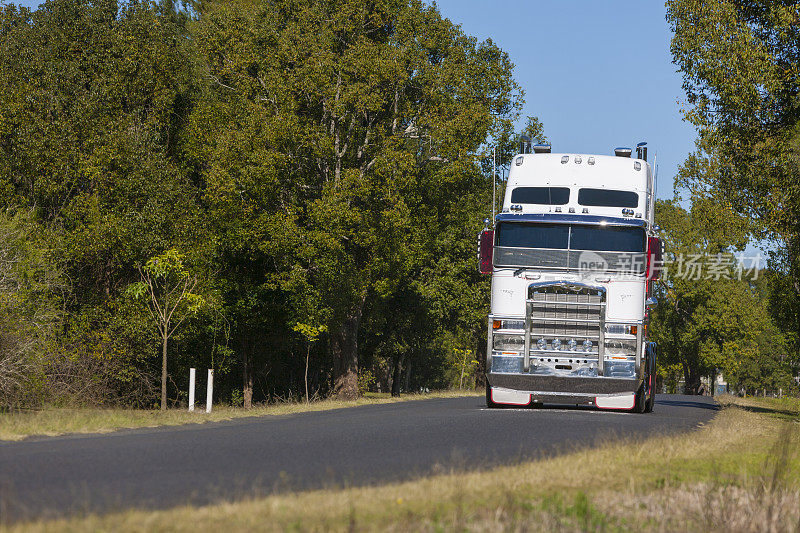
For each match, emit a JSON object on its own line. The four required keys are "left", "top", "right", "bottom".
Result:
{"left": 734, "top": 403, "right": 800, "bottom": 420}
{"left": 656, "top": 399, "right": 719, "bottom": 411}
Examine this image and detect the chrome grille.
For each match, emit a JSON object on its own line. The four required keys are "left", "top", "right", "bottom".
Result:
{"left": 525, "top": 284, "right": 605, "bottom": 363}
{"left": 528, "top": 286, "right": 603, "bottom": 338}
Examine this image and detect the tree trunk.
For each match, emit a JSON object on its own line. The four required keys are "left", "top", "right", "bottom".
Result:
{"left": 475, "top": 338, "right": 486, "bottom": 388}
{"left": 161, "top": 331, "right": 168, "bottom": 411}
{"left": 390, "top": 354, "right": 404, "bottom": 397}
{"left": 404, "top": 358, "right": 412, "bottom": 392}
{"left": 305, "top": 345, "right": 310, "bottom": 404}
{"left": 331, "top": 306, "right": 362, "bottom": 400}
{"left": 710, "top": 368, "right": 717, "bottom": 397}
{"left": 459, "top": 354, "right": 465, "bottom": 390}
{"left": 684, "top": 365, "right": 701, "bottom": 395}
{"left": 241, "top": 337, "right": 253, "bottom": 409}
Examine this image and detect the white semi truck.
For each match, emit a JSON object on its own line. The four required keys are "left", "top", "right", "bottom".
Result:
{"left": 479, "top": 142, "right": 662, "bottom": 412}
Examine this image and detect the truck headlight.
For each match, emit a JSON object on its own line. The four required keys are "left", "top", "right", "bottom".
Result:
{"left": 604, "top": 339, "right": 637, "bottom": 356}
{"left": 567, "top": 339, "right": 577, "bottom": 351}
{"left": 493, "top": 335, "right": 524, "bottom": 352}
{"left": 492, "top": 319, "right": 524, "bottom": 330}
{"left": 605, "top": 324, "right": 638, "bottom": 335}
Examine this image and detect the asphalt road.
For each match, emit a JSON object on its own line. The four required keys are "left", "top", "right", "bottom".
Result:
{"left": 0, "top": 394, "right": 717, "bottom": 522}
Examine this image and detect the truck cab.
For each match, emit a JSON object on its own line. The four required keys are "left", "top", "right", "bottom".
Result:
{"left": 480, "top": 144, "right": 661, "bottom": 412}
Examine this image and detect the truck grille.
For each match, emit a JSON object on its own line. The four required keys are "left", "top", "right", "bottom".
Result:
{"left": 527, "top": 285, "right": 604, "bottom": 345}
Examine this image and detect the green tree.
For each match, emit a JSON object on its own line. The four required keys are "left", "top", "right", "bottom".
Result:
{"left": 0, "top": 0, "right": 204, "bottom": 407}
{"left": 0, "top": 211, "right": 62, "bottom": 407}
{"left": 649, "top": 199, "right": 788, "bottom": 393}
{"left": 292, "top": 322, "right": 327, "bottom": 404}
{"left": 667, "top": 0, "right": 800, "bottom": 369}
{"left": 126, "top": 249, "right": 203, "bottom": 410}
{"left": 188, "top": 0, "right": 522, "bottom": 399}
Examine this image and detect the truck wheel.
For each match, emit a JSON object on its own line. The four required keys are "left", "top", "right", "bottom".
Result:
{"left": 644, "top": 344, "right": 656, "bottom": 413}
{"left": 644, "top": 384, "right": 655, "bottom": 413}
{"left": 632, "top": 384, "right": 646, "bottom": 413}
{"left": 485, "top": 382, "right": 501, "bottom": 408}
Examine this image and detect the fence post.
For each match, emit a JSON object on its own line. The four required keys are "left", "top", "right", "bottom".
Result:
{"left": 188, "top": 368, "right": 196, "bottom": 412}
{"left": 779, "top": 388, "right": 783, "bottom": 398}
{"left": 206, "top": 369, "right": 214, "bottom": 414}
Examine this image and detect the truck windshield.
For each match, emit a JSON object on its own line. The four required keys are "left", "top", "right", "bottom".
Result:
{"left": 495, "top": 223, "right": 569, "bottom": 249}
{"left": 494, "top": 222, "right": 646, "bottom": 272}
{"left": 570, "top": 225, "right": 645, "bottom": 252}
{"left": 496, "top": 223, "right": 645, "bottom": 252}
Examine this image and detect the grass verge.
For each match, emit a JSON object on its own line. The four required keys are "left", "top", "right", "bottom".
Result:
{"left": 4, "top": 395, "right": 800, "bottom": 532}
{"left": 0, "top": 390, "right": 479, "bottom": 441}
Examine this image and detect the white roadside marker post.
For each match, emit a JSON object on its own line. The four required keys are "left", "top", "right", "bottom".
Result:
{"left": 188, "top": 368, "right": 196, "bottom": 412}
{"left": 206, "top": 369, "right": 214, "bottom": 414}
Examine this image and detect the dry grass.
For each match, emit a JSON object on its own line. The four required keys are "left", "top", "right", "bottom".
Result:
{"left": 3, "top": 396, "right": 799, "bottom": 532}
{"left": 0, "top": 390, "right": 479, "bottom": 441}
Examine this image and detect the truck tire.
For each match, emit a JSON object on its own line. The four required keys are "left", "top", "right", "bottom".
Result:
{"left": 632, "top": 384, "right": 646, "bottom": 414}
{"left": 644, "top": 343, "right": 656, "bottom": 413}
{"left": 644, "top": 390, "right": 655, "bottom": 413}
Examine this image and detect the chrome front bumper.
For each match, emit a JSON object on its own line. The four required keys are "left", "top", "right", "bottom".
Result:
{"left": 487, "top": 372, "right": 641, "bottom": 397}
{"left": 486, "top": 281, "right": 644, "bottom": 400}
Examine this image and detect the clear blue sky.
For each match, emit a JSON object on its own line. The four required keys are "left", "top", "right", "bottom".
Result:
{"left": 14, "top": 0, "right": 696, "bottom": 200}
{"left": 432, "top": 0, "right": 696, "bottom": 200}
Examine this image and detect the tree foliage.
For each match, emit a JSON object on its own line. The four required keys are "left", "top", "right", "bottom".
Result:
{"left": 0, "top": 0, "right": 531, "bottom": 408}
{"left": 668, "top": 0, "right": 800, "bottom": 374}
{"left": 649, "top": 200, "right": 792, "bottom": 394}
{"left": 126, "top": 249, "right": 203, "bottom": 410}
{"left": 186, "top": 0, "right": 523, "bottom": 399}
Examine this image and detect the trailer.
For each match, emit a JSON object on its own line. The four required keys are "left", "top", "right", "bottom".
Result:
{"left": 479, "top": 142, "right": 662, "bottom": 412}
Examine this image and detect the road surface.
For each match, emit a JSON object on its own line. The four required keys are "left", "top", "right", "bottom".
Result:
{"left": 0, "top": 394, "right": 717, "bottom": 522}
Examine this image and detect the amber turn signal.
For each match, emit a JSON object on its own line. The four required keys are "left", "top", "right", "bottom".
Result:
{"left": 492, "top": 320, "right": 502, "bottom": 330}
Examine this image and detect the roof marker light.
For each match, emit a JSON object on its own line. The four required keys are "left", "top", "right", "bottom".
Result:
{"left": 561, "top": 155, "right": 569, "bottom": 164}
{"left": 515, "top": 156, "right": 524, "bottom": 166}
{"left": 634, "top": 161, "right": 642, "bottom": 171}
{"left": 569, "top": 207, "right": 575, "bottom": 213}
{"left": 582, "top": 208, "right": 589, "bottom": 214}
{"left": 588, "top": 157, "right": 595, "bottom": 165}
{"left": 554, "top": 207, "right": 562, "bottom": 213}
{"left": 575, "top": 156, "right": 582, "bottom": 164}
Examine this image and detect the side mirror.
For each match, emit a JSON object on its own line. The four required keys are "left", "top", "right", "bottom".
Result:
{"left": 478, "top": 229, "right": 494, "bottom": 274}
{"left": 646, "top": 297, "right": 658, "bottom": 308}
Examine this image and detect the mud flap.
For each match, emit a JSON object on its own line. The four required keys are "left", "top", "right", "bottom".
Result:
{"left": 491, "top": 388, "right": 532, "bottom": 406}
{"left": 594, "top": 393, "right": 635, "bottom": 410}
